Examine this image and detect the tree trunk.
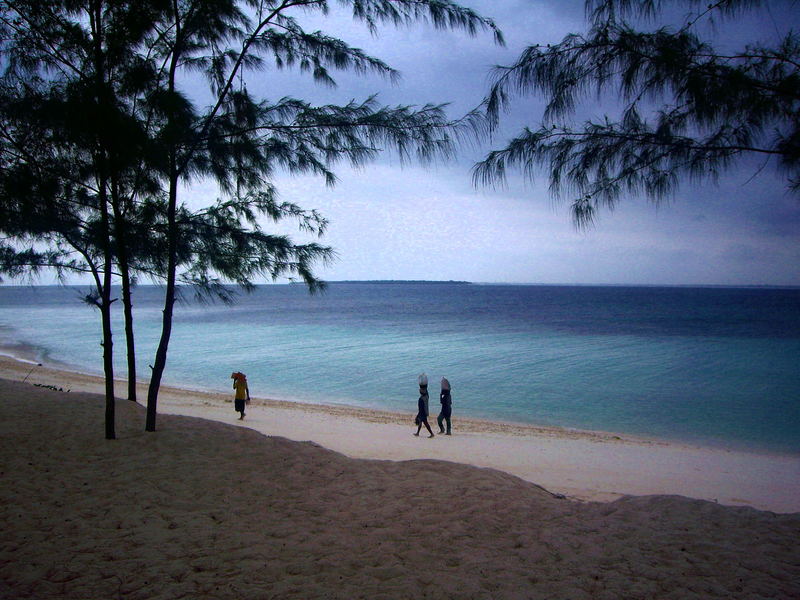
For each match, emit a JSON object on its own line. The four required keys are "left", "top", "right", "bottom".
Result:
{"left": 145, "top": 281, "right": 174, "bottom": 431}
{"left": 92, "top": 0, "right": 115, "bottom": 440}
{"left": 111, "top": 181, "right": 137, "bottom": 403}
{"left": 145, "top": 170, "right": 178, "bottom": 432}
{"left": 99, "top": 159, "right": 115, "bottom": 439}
{"left": 100, "top": 278, "right": 116, "bottom": 440}
{"left": 146, "top": 1, "right": 183, "bottom": 432}
{"left": 121, "top": 263, "right": 137, "bottom": 403}
{"left": 98, "top": 167, "right": 115, "bottom": 439}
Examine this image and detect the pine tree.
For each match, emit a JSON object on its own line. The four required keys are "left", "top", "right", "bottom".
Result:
{"left": 137, "top": 0, "right": 501, "bottom": 431}
{"left": 474, "top": 0, "right": 799, "bottom": 227}
{"left": 1, "top": 0, "right": 502, "bottom": 435}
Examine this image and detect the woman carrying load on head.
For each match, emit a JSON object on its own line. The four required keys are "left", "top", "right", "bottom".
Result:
{"left": 414, "top": 372, "right": 434, "bottom": 438}
{"left": 231, "top": 372, "right": 250, "bottom": 420}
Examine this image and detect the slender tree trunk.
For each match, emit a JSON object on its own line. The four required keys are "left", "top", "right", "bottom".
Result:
{"left": 145, "top": 285, "right": 174, "bottom": 430}
{"left": 84, "top": 248, "right": 115, "bottom": 440}
{"left": 98, "top": 174, "right": 115, "bottom": 439}
{"left": 121, "top": 263, "right": 136, "bottom": 402}
{"left": 145, "top": 171, "right": 177, "bottom": 431}
{"left": 91, "top": 0, "right": 115, "bottom": 439}
{"left": 100, "top": 270, "right": 115, "bottom": 440}
{"left": 98, "top": 153, "right": 116, "bottom": 438}
{"left": 111, "top": 181, "right": 137, "bottom": 402}
{"left": 145, "top": 0, "right": 182, "bottom": 432}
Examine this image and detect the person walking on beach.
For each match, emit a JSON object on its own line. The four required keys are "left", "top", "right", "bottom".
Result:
{"left": 414, "top": 373, "right": 434, "bottom": 438}
{"left": 231, "top": 372, "right": 250, "bottom": 420}
{"left": 437, "top": 377, "right": 452, "bottom": 435}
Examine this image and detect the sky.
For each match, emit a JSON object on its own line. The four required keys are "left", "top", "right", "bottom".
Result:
{"left": 13, "top": 0, "right": 800, "bottom": 287}
{"left": 244, "top": 0, "right": 799, "bottom": 286}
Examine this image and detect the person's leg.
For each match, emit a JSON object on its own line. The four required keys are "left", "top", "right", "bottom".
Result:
{"left": 437, "top": 412, "right": 445, "bottom": 433}
{"left": 444, "top": 413, "right": 451, "bottom": 434}
{"left": 423, "top": 418, "right": 434, "bottom": 438}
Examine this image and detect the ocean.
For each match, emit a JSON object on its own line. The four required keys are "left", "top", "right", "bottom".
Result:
{"left": 1, "top": 283, "right": 798, "bottom": 454}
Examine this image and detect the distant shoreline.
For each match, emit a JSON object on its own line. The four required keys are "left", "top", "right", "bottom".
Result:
{"left": 306, "top": 280, "right": 473, "bottom": 285}
{"left": 3, "top": 280, "right": 800, "bottom": 289}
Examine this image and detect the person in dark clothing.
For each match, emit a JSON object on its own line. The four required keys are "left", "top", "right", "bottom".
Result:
{"left": 437, "top": 377, "right": 452, "bottom": 435}
{"left": 414, "top": 373, "right": 434, "bottom": 438}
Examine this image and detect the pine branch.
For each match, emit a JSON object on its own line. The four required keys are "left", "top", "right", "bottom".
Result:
{"left": 478, "top": 0, "right": 799, "bottom": 218}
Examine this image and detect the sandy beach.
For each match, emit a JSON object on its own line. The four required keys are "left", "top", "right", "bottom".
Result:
{"left": 3, "top": 354, "right": 799, "bottom": 512}
{"left": 2, "top": 355, "right": 799, "bottom": 598}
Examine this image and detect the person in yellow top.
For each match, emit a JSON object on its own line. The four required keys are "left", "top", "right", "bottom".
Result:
{"left": 231, "top": 372, "right": 250, "bottom": 420}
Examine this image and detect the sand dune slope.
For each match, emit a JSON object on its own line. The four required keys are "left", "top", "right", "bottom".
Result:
{"left": 1, "top": 380, "right": 798, "bottom": 599}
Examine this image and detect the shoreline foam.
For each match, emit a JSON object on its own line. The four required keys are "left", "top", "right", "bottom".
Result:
{"left": 2, "top": 345, "right": 791, "bottom": 456}
{"left": 0, "top": 348, "right": 666, "bottom": 445}
{"left": 2, "top": 353, "right": 799, "bottom": 513}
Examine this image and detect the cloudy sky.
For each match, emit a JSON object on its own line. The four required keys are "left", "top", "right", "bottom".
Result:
{"left": 236, "top": 0, "right": 798, "bottom": 286}
{"left": 21, "top": 0, "right": 800, "bottom": 287}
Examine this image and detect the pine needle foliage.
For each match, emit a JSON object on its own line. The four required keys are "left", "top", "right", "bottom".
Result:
{"left": 474, "top": 0, "right": 800, "bottom": 227}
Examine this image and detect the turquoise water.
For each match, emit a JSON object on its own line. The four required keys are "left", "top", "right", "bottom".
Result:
{"left": 1, "top": 283, "right": 798, "bottom": 454}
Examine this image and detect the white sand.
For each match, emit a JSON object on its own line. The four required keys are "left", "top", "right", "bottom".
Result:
{"left": 3, "top": 354, "right": 799, "bottom": 513}
{"left": 1, "top": 376, "right": 799, "bottom": 599}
